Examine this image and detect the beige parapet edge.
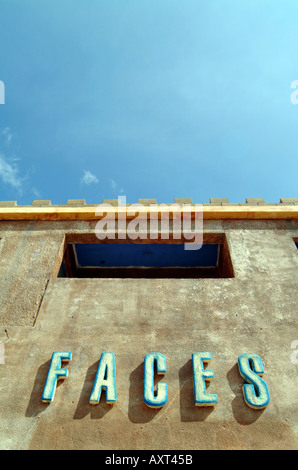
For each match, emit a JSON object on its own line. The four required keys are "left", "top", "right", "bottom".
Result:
{"left": 0, "top": 204, "right": 297, "bottom": 221}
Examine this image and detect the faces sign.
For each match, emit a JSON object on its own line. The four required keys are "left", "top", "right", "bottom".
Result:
{"left": 41, "top": 351, "right": 270, "bottom": 410}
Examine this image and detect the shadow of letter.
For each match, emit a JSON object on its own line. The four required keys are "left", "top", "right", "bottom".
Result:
{"left": 73, "top": 360, "right": 113, "bottom": 419}
{"left": 227, "top": 363, "right": 265, "bottom": 425}
{"left": 128, "top": 362, "right": 162, "bottom": 423}
{"left": 25, "top": 360, "right": 51, "bottom": 417}
{"left": 179, "top": 359, "right": 215, "bottom": 422}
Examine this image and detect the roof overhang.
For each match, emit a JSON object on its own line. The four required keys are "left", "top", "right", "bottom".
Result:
{"left": 0, "top": 204, "right": 297, "bottom": 221}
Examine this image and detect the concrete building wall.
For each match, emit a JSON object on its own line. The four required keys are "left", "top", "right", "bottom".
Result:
{"left": 0, "top": 209, "right": 297, "bottom": 450}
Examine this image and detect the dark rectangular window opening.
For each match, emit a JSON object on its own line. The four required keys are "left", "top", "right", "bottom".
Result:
{"left": 57, "top": 233, "right": 234, "bottom": 279}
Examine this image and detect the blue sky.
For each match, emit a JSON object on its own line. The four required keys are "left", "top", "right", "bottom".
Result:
{"left": 0, "top": 0, "right": 297, "bottom": 205}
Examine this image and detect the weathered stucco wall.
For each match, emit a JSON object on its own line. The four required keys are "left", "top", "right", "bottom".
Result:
{"left": 0, "top": 218, "right": 297, "bottom": 450}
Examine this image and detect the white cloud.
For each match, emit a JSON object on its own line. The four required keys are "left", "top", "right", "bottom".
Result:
{"left": 81, "top": 170, "right": 99, "bottom": 185}
{"left": 0, "top": 127, "right": 41, "bottom": 198}
{"left": 109, "top": 178, "right": 125, "bottom": 194}
{"left": 32, "top": 187, "right": 41, "bottom": 198}
{"left": 0, "top": 153, "right": 24, "bottom": 193}
{"left": 110, "top": 178, "right": 116, "bottom": 190}
{"left": 1, "top": 127, "right": 13, "bottom": 145}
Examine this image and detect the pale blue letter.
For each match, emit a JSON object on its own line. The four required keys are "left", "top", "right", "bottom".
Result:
{"left": 192, "top": 352, "right": 218, "bottom": 406}
{"left": 89, "top": 352, "right": 117, "bottom": 404}
{"left": 238, "top": 353, "right": 270, "bottom": 409}
{"left": 42, "top": 351, "right": 72, "bottom": 403}
{"left": 143, "top": 352, "right": 167, "bottom": 408}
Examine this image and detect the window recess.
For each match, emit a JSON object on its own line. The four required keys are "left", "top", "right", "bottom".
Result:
{"left": 58, "top": 233, "right": 234, "bottom": 279}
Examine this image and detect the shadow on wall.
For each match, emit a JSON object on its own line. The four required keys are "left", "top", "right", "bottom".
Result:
{"left": 73, "top": 360, "right": 113, "bottom": 420}
{"left": 25, "top": 360, "right": 51, "bottom": 417}
{"left": 179, "top": 359, "right": 215, "bottom": 422}
{"left": 128, "top": 362, "right": 162, "bottom": 423}
{"left": 227, "top": 363, "right": 265, "bottom": 425}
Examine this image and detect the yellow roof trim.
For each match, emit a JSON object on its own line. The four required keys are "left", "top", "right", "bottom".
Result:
{"left": 0, "top": 205, "right": 297, "bottom": 221}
